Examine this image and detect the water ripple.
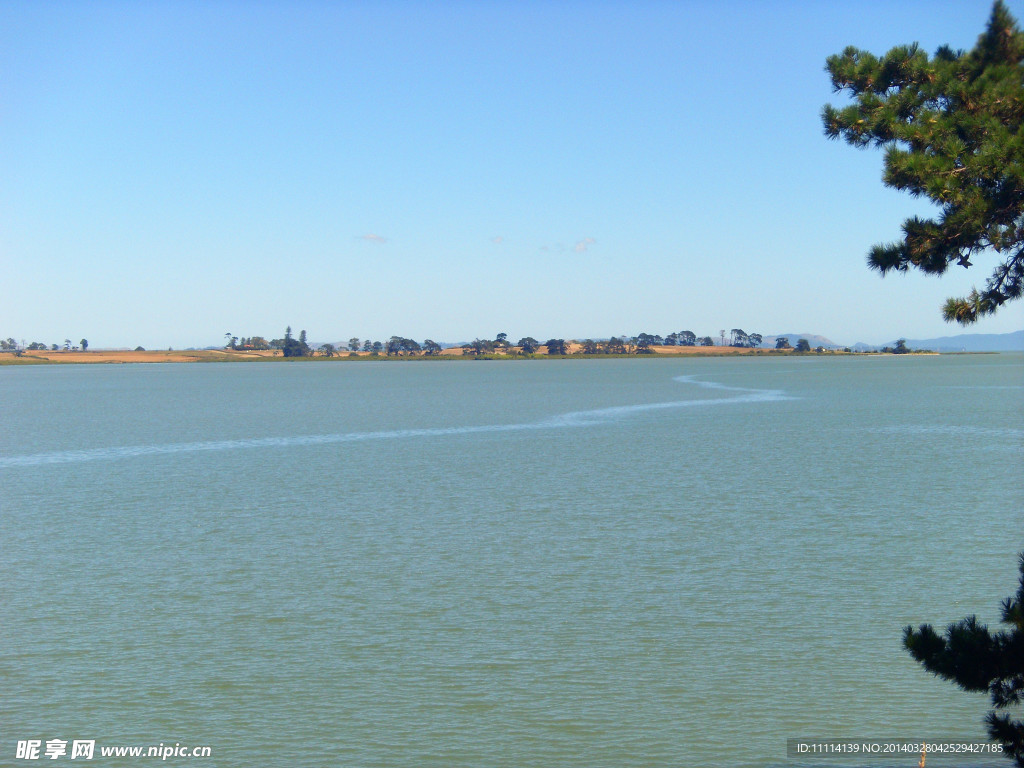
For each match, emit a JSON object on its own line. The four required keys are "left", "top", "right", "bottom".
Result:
{"left": 0, "top": 375, "right": 791, "bottom": 468}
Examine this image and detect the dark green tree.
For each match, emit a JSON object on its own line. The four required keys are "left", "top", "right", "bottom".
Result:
{"left": 318, "top": 343, "right": 335, "bottom": 357}
{"left": 893, "top": 338, "right": 910, "bottom": 354}
{"left": 348, "top": 337, "right": 361, "bottom": 352}
{"left": 699, "top": 336, "right": 714, "bottom": 347}
{"left": 281, "top": 326, "right": 311, "bottom": 357}
{"left": 384, "top": 336, "right": 421, "bottom": 355}
{"left": 604, "top": 337, "right": 626, "bottom": 354}
{"left": 775, "top": 336, "right": 792, "bottom": 350}
{"left": 636, "top": 332, "right": 659, "bottom": 353}
{"left": 422, "top": 339, "right": 442, "bottom": 356}
{"left": 80, "top": 338, "right": 88, "bottom": 352}
{"left": 795, "top": 338, "right": 811, "bottom": 352}
{"left": 679, "top": 330, "right": 697, "bottom": 346}
{"left": 823, "top": 1, "right": 1024, "bottom": 323}
{"left": 544, "top": 339, "right": 567, "bottom": 355}
{"left": 904, "top": 553, "right": 1024, "bottom": 765}
{"left": 464, "top": 338, "right": 494, "bottom": 357}
{"left": 517, "top": 337, "right": 540, "bottom": 354}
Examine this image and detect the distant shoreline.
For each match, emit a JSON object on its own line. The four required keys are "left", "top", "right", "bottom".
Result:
{"left": 0, "top": 346, "right": 953, "bottom": 365}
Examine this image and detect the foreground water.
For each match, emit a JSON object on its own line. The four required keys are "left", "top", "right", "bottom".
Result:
{"left": 2, "top": 354, "right": 1021, "bottom": 767}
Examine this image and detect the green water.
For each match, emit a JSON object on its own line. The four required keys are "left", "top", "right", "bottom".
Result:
{"left": 2, "top": 354, "right": 1021, "bottom": 767}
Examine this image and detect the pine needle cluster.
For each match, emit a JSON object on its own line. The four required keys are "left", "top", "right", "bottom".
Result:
{"left": 823, "top": 1, "right": 1024, "bottom": 323}
{"left": 904, "top": 553, "right": 1024, "bottom": 765}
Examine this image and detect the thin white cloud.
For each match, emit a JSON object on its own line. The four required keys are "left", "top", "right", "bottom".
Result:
{"left": 574, "top": 237, "right": 596, "bottom": 253}
{"left": 491, "top": 236, "right": 504, "bottom": 244}
{"left": 358, "top": 233, "right": 388, "bottom": 243}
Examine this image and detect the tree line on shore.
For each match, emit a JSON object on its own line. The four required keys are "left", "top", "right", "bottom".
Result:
{"left": 1, "top": 337, "right": 89, "bottom": 355}
{"left": 0, "top": 330, "right": 919, "bottom": 357}
{"left": 223, "top": 327, "right": 778, "bottom": 357}
{"left": 218, "top": 326, "right": 896, "bottom": 358}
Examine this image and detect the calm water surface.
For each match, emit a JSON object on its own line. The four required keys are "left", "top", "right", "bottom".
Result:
{"left": 2, "top": 354, "right": 1022, "bottom": 767}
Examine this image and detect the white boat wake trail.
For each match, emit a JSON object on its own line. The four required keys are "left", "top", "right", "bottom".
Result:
{"left": 0, "top": 375, "right": 790, "bottom": 468}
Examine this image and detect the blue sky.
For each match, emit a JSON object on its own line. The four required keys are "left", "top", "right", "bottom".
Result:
{"left": 2, "top": 0, "right": 1022, "bottom": 349}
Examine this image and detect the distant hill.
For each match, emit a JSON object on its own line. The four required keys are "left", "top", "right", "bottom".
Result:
{"left": 769, "top": 330, "right": 1024, "bottom": 352}
{"left": 889, "top": 330, "right": 1024, "bottom": 352}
